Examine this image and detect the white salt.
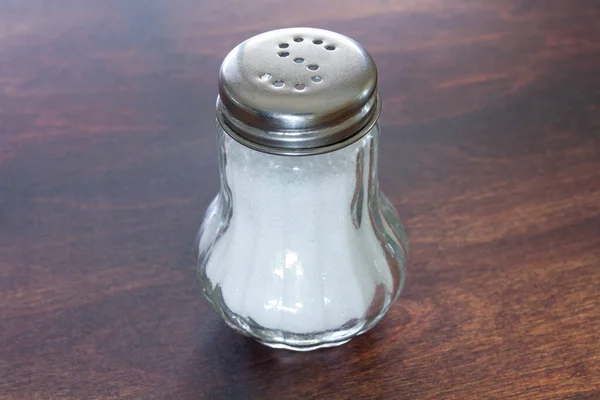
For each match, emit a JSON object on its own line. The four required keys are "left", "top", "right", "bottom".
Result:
{"left": 203, "top": 127, "right": 392, "bottom": 334}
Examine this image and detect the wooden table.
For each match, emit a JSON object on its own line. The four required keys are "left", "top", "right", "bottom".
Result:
{"left": 1, "top": 1, "right": 599, "bottom": 399}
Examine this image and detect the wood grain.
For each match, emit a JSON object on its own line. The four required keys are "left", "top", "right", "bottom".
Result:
{"left": 1, "top": 0, "right": 599, "bottom": 398}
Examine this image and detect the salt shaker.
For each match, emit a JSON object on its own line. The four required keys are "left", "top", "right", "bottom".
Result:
{"left": 197, "top": 28, "right": 408, "bottom": 351}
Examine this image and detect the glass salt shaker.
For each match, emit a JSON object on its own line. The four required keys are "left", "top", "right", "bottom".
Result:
{"left": 197, "top": 28, "right": 408, "bottom": 351}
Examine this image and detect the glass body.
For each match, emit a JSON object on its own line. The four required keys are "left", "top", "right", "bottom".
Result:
{"left": 197, "top": 123, "right": 408, "bottom": 351}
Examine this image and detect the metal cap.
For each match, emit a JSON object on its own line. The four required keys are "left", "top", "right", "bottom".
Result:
{"left": 217, "top": 27, "right": 380, "bottom": 155}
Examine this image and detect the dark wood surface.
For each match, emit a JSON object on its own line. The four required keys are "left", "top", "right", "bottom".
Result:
{"left": 1, "top": 0, "right": 599, "bottom": 399}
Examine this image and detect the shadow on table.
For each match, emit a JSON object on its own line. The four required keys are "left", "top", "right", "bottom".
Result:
{"left": 173, "top": 320, "right": 385, "bottom": 399}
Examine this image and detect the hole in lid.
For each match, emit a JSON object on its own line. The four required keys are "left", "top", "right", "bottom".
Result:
{"left": 293, "top": 57, "right": 304, "bottom": 64}
{"left": 260, "top": 73, "right": 272, "bottom": 80}
{"left": 293, "top": 37, "right": 303, "bottom": 42}
{"left": 279, "top": 43, "right": 289, "bottom": 48}
{"left": 313, "top": 39, "right": 323, "bottom": 45}
{"left": 278, "top": 51, "right": 289, "bottom": 57}
{"left": 307, "top": 64, "right": 319, "bottom": 71}
{"left": 311, "top": 76, "right": 322, "bottom": 83}
{"left": 295, "top": 83, "right": 306, "bottom": 91}
{"left": 325, "top": 45, "right": 336, "bottom": 51}
{"left": 273, "top": 80, "right": 284, "bottom": 87}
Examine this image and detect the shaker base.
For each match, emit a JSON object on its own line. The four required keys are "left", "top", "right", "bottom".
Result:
{"left": 248, "top": 318, "right": 384, "bottom": 351}
{"left": 202, "top": 276, "right": 398, "bottom": 351}
{"left": 256, "top": 337, "right": 352, "bottom": 352}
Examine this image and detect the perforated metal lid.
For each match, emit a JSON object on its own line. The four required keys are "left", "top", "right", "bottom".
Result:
{"left": 217, "top": 27, "right": 380, "bottom": 155}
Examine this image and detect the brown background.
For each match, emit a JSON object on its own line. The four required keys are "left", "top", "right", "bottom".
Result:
{"left": 1, "top": 0, "right": 599, "bottom": 399}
